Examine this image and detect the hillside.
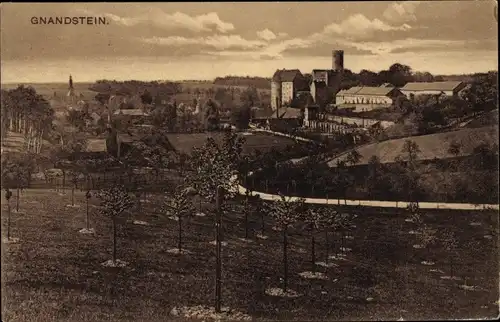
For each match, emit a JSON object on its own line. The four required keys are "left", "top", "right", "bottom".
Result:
{"left": 328, "top": 125, "right": 498, "bottom": 167}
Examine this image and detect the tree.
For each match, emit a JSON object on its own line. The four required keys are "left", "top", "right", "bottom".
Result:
{"left": 204, "top": 99, "right": 221, "bottom": 131}
{"left": 67, "top": 110, "right": 90, "bottom": 131}
{"left": 268, "top": 194, "right": 306, "bottom": 292}
{"left": 345, "top": 149, "right": 362, "bottom": 167}
{"left": 301, "top": 205, "right": 325, "bottom": 273}
{"left": 447, "top": 141, "right": 462, "bottom": 171}
{"left": 2, "top": 85, "right": 54, "bottom": 153}
{"left": 151, "top": 103, "right": 177, "bottom": 131}
{"left": 316, "top": 207, "right": 340, "bottom": 269}
{"left": 358, "top": 69, "right": 381, "bottom": 86}
{"left": 365, "top": 155, "right": 391, "bottom": 200}
{"left": 160, "top": 185, "right": 196, "bottom": 253}
{"left": 189, "top": 131, "right": 245, "bottom": 202}
{"left": 417, "top": 223, "right": 437, "bottom": 263}
{"left": 95, "top": 93, "right": 111, "bottom": 105}
{"left": 393, "top": 140, "right": 423, "bottom": 204}
{"left": 85, "top": 190, "right": 92, "bottom": 230}
{"left": 441, "top": 230, "right": 459, "bottom": 280}
{"left": 388, "top": 63, "right": 413, "bottom": 87}
{"left": 336, "top": 213, "right": 355, "bottom": 257}
{"left": 96, "top": 186, "right": 134, "bottom": 263}
{"left": 230, "top": 105, "right": 251, "bottom": 130}
{"left": 461, "top": 72, "right": 498, "bottom": 114}
{"left": 2, "top": 156, "right": 32, "bottom": 213}
{"left": 140, "top": 89, "right": 153, "bottom": 105}
{"left": 302, "top": 155, "right": 324, "bottom": 197}
{"left": 241, "top": 188, "right": 258, "bottom": 239}
{"left": 332, "top": 160, "right": 353, "bottom": 205}
{"left": 448, "top": 141, "right": 461, "bottom": 158}
{"left": 4, "top": 188, "right": 13, "bottom": 240}
{"left": 239, "top": 86, "right": 259, "bottom": 107}
{"left": 68, "top": 170, "right": 81, "bottom": 206}
{"left": 470, "top": 143, "right": 498, "bottom": 170}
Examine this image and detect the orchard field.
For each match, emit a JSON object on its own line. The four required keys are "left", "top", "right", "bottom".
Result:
{"left": 1, "top": 188, "right": 498, "bottom": 321}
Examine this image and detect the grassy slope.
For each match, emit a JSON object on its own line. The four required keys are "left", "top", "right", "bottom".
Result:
{"left": 328, "top": 125, "right": 499, "bottom": 167}
{"left": 1, "top": 189, "right": 498, "bottom": 321}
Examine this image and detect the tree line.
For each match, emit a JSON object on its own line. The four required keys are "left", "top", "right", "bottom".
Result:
{"left": 1, "top": 86, "right": 55, "bottom": 153}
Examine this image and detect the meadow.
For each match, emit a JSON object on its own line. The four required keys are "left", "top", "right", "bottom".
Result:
{"left": 1, "top": 188, "right": 498, "bottom": 321}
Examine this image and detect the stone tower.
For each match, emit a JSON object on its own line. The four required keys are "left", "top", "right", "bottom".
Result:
{"left": 332, "top": 50, "right": 344, "bottom": 71}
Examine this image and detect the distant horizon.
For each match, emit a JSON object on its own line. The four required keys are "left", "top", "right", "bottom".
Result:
{"left": 2, "top": 55, "right": 498, "bottom": 85}
{"left": 1, "top": 68, "right": 498, "bottom": 86}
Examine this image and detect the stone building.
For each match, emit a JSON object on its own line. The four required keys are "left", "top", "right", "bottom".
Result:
{"left": 310, "top": 50, "right": 344, "bottom": 107}
{"left": 271, "top": 69, "right": 308, "bottom": 110}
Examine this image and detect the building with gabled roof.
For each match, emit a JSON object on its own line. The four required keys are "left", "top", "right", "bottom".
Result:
{"left": 336, "top": 86, "right": 404, "bottom": 112}
{"left": 400, "top": 81, "right": 466, "bottom": 98}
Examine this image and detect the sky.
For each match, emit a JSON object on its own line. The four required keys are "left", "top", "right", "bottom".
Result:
{"left": 1, "top": 1, "right": 498, "bottom": 83}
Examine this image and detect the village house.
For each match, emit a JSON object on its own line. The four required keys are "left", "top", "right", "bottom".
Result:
{"left": 400, "top": 81, "right": 467, "bottom": 98}
{"left": 336, "top": 86, "right": 404, "bottom": 112}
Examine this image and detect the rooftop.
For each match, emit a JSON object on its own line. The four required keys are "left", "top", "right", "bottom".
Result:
{"left": 272, "top": 69, "right": 303, "bottom": 82}
{"left": 113, "top": 109, "right": 149, "bottom": 116}
{"left": 400, "top": 81, "right": 464, "bottom": 92}
{"left": 337, "top": 86, "right": 397, "bottom": 96}
{"left": 270, "top": 107, "right": 302, "bottom": 119}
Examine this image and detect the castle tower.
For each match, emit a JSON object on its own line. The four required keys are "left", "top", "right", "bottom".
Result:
{"left": 332, "top": 50, "right": 344, "bottom": 71}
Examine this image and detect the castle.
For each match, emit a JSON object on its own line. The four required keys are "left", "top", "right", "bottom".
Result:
{"left": 271, "top": 50, "right": 344, "bottom": 111}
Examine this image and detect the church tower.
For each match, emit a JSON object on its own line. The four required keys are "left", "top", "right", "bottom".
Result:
{"left": 67, "top": 75, "right": 76, "bottom": 105}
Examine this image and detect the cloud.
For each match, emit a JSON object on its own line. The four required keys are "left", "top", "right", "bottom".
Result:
{"left": 256, "top": 29, "right": 289, "bottom": 41}
{"left": 383, "top": 1, "right": 421, "bottom": 23}
{"left": 84, "top": 9, "right": 235, "bottom": 33}
{"left": 316, "top": 13, "right": 411, "bottom": 39}
{"left": 341, "top": 38, "right": 468, "bottom": 55}
{"left": 142, "top": 35, "right": 266, "bottom": 50}
{"left": 256, "top": 29, "right": 277, "bottom": 41}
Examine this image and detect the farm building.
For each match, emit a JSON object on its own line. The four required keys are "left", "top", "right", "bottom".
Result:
{"left": 336, "top": 86, "right": 404, "bottom": 112}
{"left": 400, "top": 81, "right": 467, "bottom": 98}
